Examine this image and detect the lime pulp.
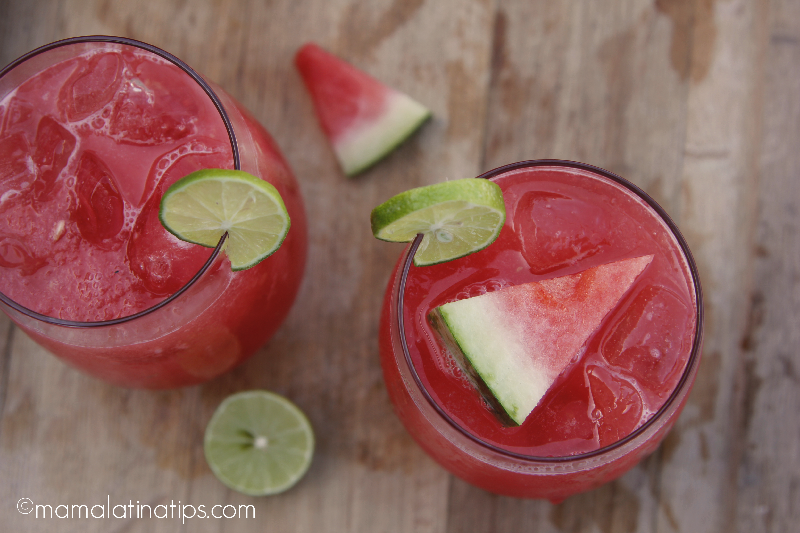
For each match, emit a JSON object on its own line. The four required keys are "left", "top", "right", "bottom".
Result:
{"left": 204, "top": 390, "right": 314, "bottom": 496}
{"left": 159, "top": 169, "right": 290, "bottom": 271}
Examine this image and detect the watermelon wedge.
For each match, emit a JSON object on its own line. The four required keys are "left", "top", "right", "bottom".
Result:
{"left": 295, "top": 43, "right": 431, "bottom": 176}
{"left": 429, "top": 255, "right": 653, "bottom": 426}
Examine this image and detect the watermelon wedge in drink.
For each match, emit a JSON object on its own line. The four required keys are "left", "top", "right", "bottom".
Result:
{"left": 0, "top": 37, "right": 306, "bottom": 388}
{"left": 377, "top": 161, "right": 703, "bottom": 501}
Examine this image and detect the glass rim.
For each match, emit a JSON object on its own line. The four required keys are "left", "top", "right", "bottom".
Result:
{"left": 395, "top": 159, "right": 705, "bottom": 463}
{"left": 0, "top": 35, "right": 236, "bottom": 328}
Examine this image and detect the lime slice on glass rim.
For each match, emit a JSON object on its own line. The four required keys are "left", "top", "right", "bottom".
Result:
{"left": 370, "top": 178, "right": 506, "bottom": 266}
{"left": 204, "top": 390, "right": 315, "bottom": 496}
{"left": 159, "top": 169, "right": 290, "bottom": 271}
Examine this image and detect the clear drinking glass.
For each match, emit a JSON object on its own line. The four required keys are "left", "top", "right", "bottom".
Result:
{"left": 0, "top": 36, "right": 307, "bottom": 388}
{"left": 379, "top": 160, "right": 703, "bottom": 501}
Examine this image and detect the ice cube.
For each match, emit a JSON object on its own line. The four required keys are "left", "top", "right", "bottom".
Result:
{"left": 72, "top": 151, "right": 125, "bottom": 246}
{"left": 0, "top": 132, "right": 35, "bottom": 198}
{"left": 107, "top": 67, "right": 195, "bottom": 146}
{"left": 0, "top": 235, "right": 46, "bottom": 275}
{"left": 108, "top": 97, "right": 191, "bottom": 145}
{"left": 522, "top": 369, "right": 595, "bottom": 447}
{"left": 32, "top": 116, "right": 76, "bottom": 201}
{"left": 126, "top": 146, "right": 224, "bottom": 296}
{"left": 599, "top": 284, "right": 693, "bottom": 395}
{"left": 586, "top": 364, "right": 644, "bottom": 447}
{"left": 126, "top": 182, "right": 213, "bottom": 296}
{"left": 517, "top": 191, "right": 610, "bottom": 275}
{"left": 1, "top": 98, "right": 34, "bottom": 132}
{"left": 63, "top": 53, "right": 122, "bottom": 121}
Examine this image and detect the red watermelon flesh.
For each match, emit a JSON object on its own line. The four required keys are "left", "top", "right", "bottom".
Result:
{"left": 295, "top": 43, "right": 431, "bottom": 176}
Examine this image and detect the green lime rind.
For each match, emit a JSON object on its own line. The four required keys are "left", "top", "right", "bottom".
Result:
{"left": 158, "top": 169, "right": 290, "bottom": 271}
{"left": 204, "top": 390, "right": 315, "bottom": 496}
{"left": 370, "top": 178, "right": 506, "bottom": 266}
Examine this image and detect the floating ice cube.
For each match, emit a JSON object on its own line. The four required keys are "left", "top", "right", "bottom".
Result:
{"left": 33, "top": 116, "right": 76, "bottom": 201}
{"left": 0, "top": 235, "right": 46, "bottom": 275}
{"left": 72, "top": 151, "right": 125, "bottom": 246}
{"left": 0, "top": 132, "right": 35, "bottom": 193}
{"left": 599, "top": 284, "right": 693, "bottom": 394}
{"left": 126, "top": 145, "right": 223, "bottom": 296}
{"left": 126, "top": 185, "right": 213, "bottom": 296}
{"left": 106, "top": 61, "right": 196, "bottom": 146}
{"left": 63, "top": 53, "right": 122, "bottom": 121}
{"left": 1, "top": 98, "right": 34, "bottom": 131}
{"left": 516, "top": 191, "right": 611, "bottom": 275}
{"left": 586, "top": 364, "right": 645, "bottom": 447}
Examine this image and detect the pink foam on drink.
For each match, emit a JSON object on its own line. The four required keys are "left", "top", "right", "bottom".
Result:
{"left": 0, "top": 45, "right": 232, "bottom": 321}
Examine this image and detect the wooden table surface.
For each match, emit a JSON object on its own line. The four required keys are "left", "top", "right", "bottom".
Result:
{"left": 1, "top": 1, "right": 797, "bottom": 532}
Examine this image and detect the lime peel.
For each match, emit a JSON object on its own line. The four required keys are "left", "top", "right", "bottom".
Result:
{"left": 159, "top": 169, "right": 290, "bottom": 271}
{"left": 370, "top": 178, "right": 506, "bottom": 266}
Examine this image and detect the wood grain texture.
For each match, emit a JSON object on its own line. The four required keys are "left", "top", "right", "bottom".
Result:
{"left": 0, "top": 0, "right": 796, "bottom": 532}
{"left": 734, "top": 1, "right": 800, "bottom": 531}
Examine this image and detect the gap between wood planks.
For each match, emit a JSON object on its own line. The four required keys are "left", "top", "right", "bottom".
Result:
{"left": 0, "top": 323, "right": 16, "bottom": 444}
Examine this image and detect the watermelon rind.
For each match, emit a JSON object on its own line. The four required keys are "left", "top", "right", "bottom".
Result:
{"left": 336, "top": 91, "right": 431, "bottom": 176}
{"left": 431, "top": 301, "right": 549, "bottom": 426}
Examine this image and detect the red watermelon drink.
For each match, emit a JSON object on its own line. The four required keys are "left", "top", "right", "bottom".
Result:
{"left": 379, "top": 160, "right": 702, "bottom": 501}
{"left": 0, "top": 37, "right": 306, "bottom": 388}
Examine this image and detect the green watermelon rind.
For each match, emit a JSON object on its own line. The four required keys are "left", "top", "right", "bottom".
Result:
{"left": 335, "top": 91, "right": 431, "bottom": 177}
{"left": 431, "top": 301, "right": 547, "bottom": 426}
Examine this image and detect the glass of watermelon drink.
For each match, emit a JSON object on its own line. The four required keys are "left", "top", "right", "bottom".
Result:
{"left": 379, "top": 160, "right": 703, "bottom": 501}
{"left": 0, "top": 36, "right": 306, "bottom": 388}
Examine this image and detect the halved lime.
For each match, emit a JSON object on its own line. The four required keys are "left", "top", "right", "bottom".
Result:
{"left": 204, "top": 390, "right": 314, "bottom": 496}
{"left": 159, "top": 169, "right": 290, "bottom": 271}
{"left": 370, "top": 178, "right": 506, "bottom": 266}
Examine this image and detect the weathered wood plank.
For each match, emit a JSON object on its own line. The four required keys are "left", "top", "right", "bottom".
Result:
{"left": 733, "top": 0, "right": 800, "bottom": 531}
{"left": 656, "top": 1, "right": 771, "bottom": 532}
{"left": 0, "top": 314, "right": 12, "bottom": 446}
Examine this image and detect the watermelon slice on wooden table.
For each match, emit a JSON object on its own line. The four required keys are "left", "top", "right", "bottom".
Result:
{"left": 295, "top": 43, "right": 431, "bottom": 176}
{"left": 429, "top": 255, "right": 654, "bottom": 426}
